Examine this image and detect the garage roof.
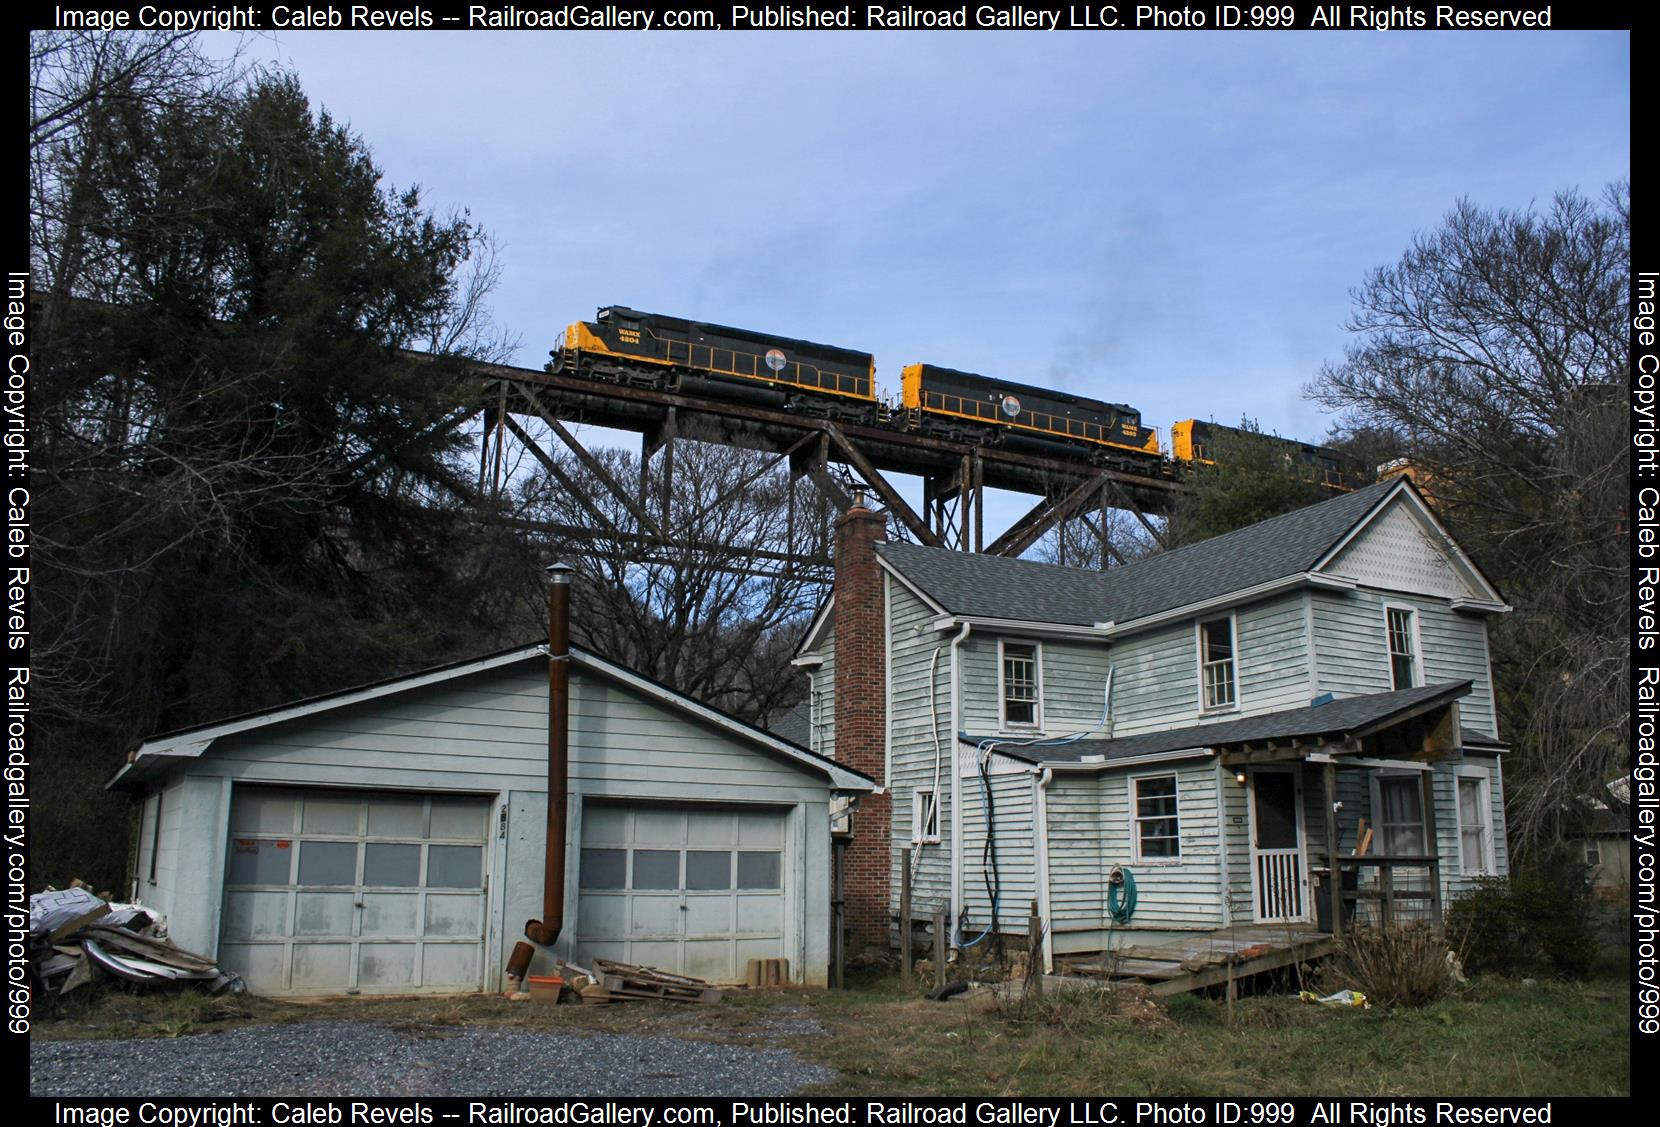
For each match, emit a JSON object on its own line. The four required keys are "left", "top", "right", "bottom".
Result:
{"left": 109, "top": 643, "right": 875, "bottom": 793}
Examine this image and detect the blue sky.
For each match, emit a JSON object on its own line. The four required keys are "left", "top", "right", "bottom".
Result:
{"left": 210, "top": 29, "right": 1629, "bottom": 531}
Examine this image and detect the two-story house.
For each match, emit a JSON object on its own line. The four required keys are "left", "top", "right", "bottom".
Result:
{"left": 795, "top": 478, "right": 1511, "bottom": 970}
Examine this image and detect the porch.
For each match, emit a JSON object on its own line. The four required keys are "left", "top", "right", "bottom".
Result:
{"left": 1063, "top": 922, "right": 1336, "bottom": 996}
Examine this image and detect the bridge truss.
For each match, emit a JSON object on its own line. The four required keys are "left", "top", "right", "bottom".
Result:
{"left": 468, "top": 360, "right": 1180, "bottom": 580}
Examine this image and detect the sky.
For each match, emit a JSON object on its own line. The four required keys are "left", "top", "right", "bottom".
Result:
{"left": 205, "top": 28, "right": 1629, "bottom": 535}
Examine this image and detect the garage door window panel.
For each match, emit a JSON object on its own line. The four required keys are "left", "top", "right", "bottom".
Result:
{"left": 298, "top": 841, "right": 358, "bottom": 885}
{"left": 632, "top": 849, "right": 680, "bottom": 889}
{"left": 426, "top": 845, "right": 482, "bottom": 888}
{"left": 686, "top": 851, "right": 733, "bottom": 890}
{"left": 737, "top": 851, "right": 782, "bottom": 890}
{"left": 364, "top": 843, "right": 421, "bottom": 887}
{"left": 228, "top": 839, "right": 294, "bottom": 886}
{"left": 580, "top": 848, "right": 627, "bottom": 889}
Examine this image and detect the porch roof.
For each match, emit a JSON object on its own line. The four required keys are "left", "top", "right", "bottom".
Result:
{"left": 973, "top": 681, "right": 1475, "bottom": 768}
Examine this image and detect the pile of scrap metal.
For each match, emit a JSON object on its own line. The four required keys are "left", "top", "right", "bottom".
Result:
{"left": 30, "top": 887, "right": 244, "bottom": 996}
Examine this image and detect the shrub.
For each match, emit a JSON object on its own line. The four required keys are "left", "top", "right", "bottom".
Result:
{"left": 1447, "top": 847, "right": 1598, "bottom": 979}
{"left": 1334, "top": 921, "right": 1458, "bottom": 1007}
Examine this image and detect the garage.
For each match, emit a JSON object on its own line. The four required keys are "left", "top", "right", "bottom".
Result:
{"left": 574, "top": 802, "right": 788, "bottom": 982}
{"left": 113, "top": 643, "right": 871, "bottom": 992}
{"left": 218, "top": 787, "right": 491, "bottom": 995}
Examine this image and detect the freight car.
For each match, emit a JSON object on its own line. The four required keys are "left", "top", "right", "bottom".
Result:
{"left": 1170, "top": 419, "right": 1357, "bottom": 490}
{"left": 549, "top": 306, "right": 879, "bottom": 422}
{"left": 900, "top": 363, "right": 1162, "bottom": 469}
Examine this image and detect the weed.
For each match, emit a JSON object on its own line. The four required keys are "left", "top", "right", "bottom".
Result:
{"left": 1333, "top": 922, "right": 1458, "bottom": 1007}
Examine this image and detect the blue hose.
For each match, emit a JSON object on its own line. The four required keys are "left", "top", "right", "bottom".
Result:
{"left": 1108, "top": 867, "right": 1137, "bottom": 924}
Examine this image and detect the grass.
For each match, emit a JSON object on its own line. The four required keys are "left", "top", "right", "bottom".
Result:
{"left": 32, "top": 971, "right": 1629, "bottom": 1096}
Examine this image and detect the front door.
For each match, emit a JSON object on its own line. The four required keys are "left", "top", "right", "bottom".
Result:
{"left": 1250, "top": 768, "right": 1308, "bottom": 923}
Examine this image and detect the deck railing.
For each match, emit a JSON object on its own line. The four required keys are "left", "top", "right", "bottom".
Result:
{"left": 1333, "top": 854, "right": 1443, "bottom": 931}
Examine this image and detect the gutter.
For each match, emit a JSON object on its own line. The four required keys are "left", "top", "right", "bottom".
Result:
{"left": 1032, "top": 767, "right": 1055, "bottom": 974}
{"left": 946, "top": 620, "right": 971, "bottom": 951}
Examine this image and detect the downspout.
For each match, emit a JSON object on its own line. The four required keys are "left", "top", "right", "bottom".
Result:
{"left": 1033, "top": 767, "right": 1055, "bottom": 974}
{"left": 947, "top": 621, "right": 971, "bottom": 953}
{"left": 526, "top": 561, "right": 573, "bottom": 949}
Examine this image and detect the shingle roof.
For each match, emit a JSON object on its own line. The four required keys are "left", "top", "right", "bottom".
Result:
{"left": 973, "top": 680, "right": 1471, "bottom": 766}
{"left": 767, "top": 698, "right": 812, "bottom": 748}
{"left": 878, "top": 478, "right": 1399, "bottom": 627}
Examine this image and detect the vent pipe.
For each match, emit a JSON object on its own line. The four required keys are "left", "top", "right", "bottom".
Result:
{"left": 524, "top": 561, "right": 574, "bottom": 949}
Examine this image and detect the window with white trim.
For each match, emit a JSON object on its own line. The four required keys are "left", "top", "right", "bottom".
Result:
{"left": 1133, "top": 774, "right": 1180, "bottom": 859}
{"left": 912, "top": 786, "right": 939, "bottom": 843}
{"left": 1584, "top": 840, "right": 1601, "bottom": 866}
{"left": 1386, "top": 606, "right": 1419, "bottom": 690}
{"left": 1456, "top": 772, "right": 1494, "bottom": 875}
{"left": 1198, "top": 616, "right": 1236, "bottom": 711}
{"left": 1374, "top": 774, "right": 1426, "bottom": 856}
{"left": 1000, "top": 640, "right": 1041, "bottom": 728}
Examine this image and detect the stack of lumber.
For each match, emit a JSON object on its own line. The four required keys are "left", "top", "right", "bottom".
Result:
{"left": 550, "top": 959, "right": 612, "bottom": 1005}
{"left": 592, "top": 958, "right": 722, "bottom": 1005}
{"left": 29, "top": 887, "right": 242, "bottom": 996}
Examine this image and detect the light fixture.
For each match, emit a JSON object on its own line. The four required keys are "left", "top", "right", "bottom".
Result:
{"left": 1234, "top": 770, "right": 1247, "bottom": 785}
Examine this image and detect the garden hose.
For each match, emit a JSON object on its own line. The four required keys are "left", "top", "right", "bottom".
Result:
{"left": 1108, "top": 865, "right": 1137, "bottom": 924}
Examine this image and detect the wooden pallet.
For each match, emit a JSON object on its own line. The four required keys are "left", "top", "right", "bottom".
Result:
{"left": 592, "top": 958, "right": 722, "bottom": 1005}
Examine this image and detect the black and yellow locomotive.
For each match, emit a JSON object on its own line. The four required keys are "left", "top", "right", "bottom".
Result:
{"left": 900, "top": 363, "right": 1161, "bottom": 469}
{"left": 1170, "top": 419, "right": 1356, "bottom": 490}
{"left": 551, "top": 306, "right": 879, "bottom": 423}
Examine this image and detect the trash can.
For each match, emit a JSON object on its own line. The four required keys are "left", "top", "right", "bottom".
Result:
{"left": 1313, "top": 868, "right": 1357, "bottom": 933}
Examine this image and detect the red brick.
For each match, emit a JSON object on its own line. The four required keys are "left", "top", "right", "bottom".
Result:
{"left": 834, "top": 502, "right": 890, "bottom": 949}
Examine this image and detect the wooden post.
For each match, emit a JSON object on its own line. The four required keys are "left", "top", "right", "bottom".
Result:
{"left": 1380, "top": 863, "right": 1395, "bottom": 931}
{"left": 933, "top": 905, "right": 949, "bottom": 992}
{"left": 1027, "top": 900, "right": 1043, "bottom": 998}
{"left": 1419, "top": 769, "right": 1442, "bottom": 925}
{"left": 1324, "top": 760, "right": 1342, "bottom": 937}
{"left": 900, "top": 856, "right": 913, "bottom": 991}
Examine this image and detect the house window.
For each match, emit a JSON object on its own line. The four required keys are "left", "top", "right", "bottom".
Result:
{"left": 1386, "top": 607, "right": 1419, "bottom": 690}
{"left": 1375, "top": 775, "right": 1426, "bottom": 856}
{"left": 1199, "top": 616, "right": 1236, "bottom": 711}
{"left": 1133, "top": 774, "right": 1180, "bottom": 859}
{"left": 1000, "top": 641, "right": 1041, "bottom": 728}
{"left": 912, "top": 786, "right": 939, "bottom": 843}
{"left": 1584, "top": 841, "right": 1601, "bottom": 866}
{"left": 1456, "top": 773, "right": 1493, "bottom": 875}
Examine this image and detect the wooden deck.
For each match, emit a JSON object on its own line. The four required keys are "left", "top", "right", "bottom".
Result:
{"left": 1062, "top": 924, "right": 1337, "bottom": 996}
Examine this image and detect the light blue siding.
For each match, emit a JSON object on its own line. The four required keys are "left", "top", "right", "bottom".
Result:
{"left": 1311, "top": 589, "right": 1498, "bottom": 736}
{"left": 886, "top": 579, "right": 955, "bottom": 918}
{"left": 1105, "top": 626, "right": 1197, "bottom": 736}
{"left": 1047, "top": 759, "right": 1226, "bottom": 941}
{"left": 959, "top": 636, "right": 1113, "bottom": 736}
{"left": 960, "top": 770, "right": 1038, "bottom": 933}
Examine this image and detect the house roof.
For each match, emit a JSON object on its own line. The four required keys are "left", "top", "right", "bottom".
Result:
{"left": 877, "top": 478, "right": 1479, "bottom": 629}
{"left": 971, "top": 680, "right": 1474, "bottom": 767}
{"left": 109, "top": 643, "right": 875, "bottom": 793}
{"left": 767, "top": 698, "right": 813, "bottom": 748}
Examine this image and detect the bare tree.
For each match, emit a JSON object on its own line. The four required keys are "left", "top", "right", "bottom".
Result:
{"left": 515, "top": 427, "right": 836, "bottom": 725}
{"left": 1309, "top": 184, "right": 1630, "bottom": 855}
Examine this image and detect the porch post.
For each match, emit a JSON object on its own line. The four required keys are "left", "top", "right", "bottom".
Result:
{"left": 1324, "top": 759, "right": 1342, "bottom": 937}
{"left": 1420, "top": 769, "right": 1443, "bottom": 924}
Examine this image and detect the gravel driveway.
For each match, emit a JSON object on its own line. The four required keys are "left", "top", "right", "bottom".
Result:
{"left": 31, "top": 1020, "right": 835, "bottom": 1097}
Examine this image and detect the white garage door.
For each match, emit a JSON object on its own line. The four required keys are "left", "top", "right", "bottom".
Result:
{"left": 220, "top": 787, "right": 491, "bottom": 995}
{"left": 575, "top": 803, "right": 788, "bottom": 984}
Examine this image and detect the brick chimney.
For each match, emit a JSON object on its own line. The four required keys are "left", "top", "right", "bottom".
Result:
{"left": 834, "top": 497, "right": 889, "bottom": 950}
